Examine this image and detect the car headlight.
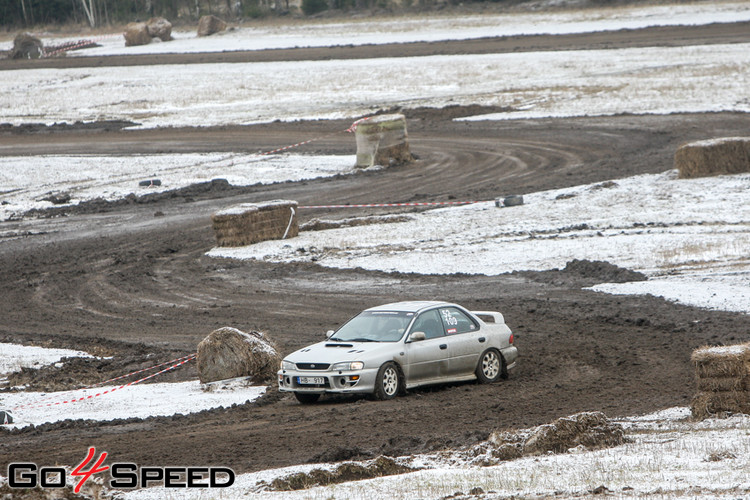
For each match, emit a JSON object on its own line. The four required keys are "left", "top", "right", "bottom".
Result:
{"left": 332, "top": 361, "right": 364, "bottom": 371}
{"left": 280, "top": 360, "right": 295, "bottom": 371}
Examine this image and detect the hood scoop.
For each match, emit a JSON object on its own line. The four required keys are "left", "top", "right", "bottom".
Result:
{"left": 325, "top": 343, "right": 354, "bottom": 348}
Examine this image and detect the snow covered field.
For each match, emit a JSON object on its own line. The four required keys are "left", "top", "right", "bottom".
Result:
{"left": 2, "top": 42, "right": 749, "bottom": 128}
{"left": 2, "top": 2, "right": 750, "bottom": 128}
{"left": 0, "top": 153, "right": 355, "bottom": 221}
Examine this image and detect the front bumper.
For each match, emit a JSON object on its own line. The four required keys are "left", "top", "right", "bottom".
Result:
{"left": 278, "top": 367, "right": 379, "bottom": 394}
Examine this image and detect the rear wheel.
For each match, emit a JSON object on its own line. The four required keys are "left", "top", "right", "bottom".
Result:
{"left": 476, "top": 349, "right": 502, "bottom": 383}
{"left": 294, "top": 392, "right": 321, "bottom": 404}
{"left": 373, "top": 362, "right": 400, "bottom": 400}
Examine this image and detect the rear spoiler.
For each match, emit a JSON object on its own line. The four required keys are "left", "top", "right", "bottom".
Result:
{"left": 472, "top": 311, "right": 505, "bottom": 324}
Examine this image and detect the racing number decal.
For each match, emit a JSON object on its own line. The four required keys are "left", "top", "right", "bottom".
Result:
{"left": 441, "top": 309, "right": 458, "bottom": 326}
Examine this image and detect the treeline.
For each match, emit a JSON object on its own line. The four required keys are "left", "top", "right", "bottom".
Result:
{"left": 1, "top": 0, "right": 266, "bottom": 27}
{"left": 0, "top": 0, "right": 525, "bottom": 28}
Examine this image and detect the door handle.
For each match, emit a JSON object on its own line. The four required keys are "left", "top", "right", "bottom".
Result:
{"left": 478, "top": 337, "right": 486, "bottom": 343}
{"left": 439, "top": 344, "right": 448, "bottom": 350}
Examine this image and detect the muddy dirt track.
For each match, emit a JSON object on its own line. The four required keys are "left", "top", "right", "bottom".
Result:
{"left": 2, "top": 23, "right": 750, "bottom": 476}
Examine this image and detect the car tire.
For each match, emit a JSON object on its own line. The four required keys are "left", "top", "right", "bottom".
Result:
{"left": 476, "top": 349, "right": 503, "bottom": 383}
{"left": 294, "top": 392, "right": 321, "bottom": 404}
{"left": 373, "top": 362, "right": 400, "bottom": 400}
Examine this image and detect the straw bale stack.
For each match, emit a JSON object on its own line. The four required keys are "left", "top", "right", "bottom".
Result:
{"left": 675, "top": 137, "right": 750, "bottom": 179}
{"left": 146, "top": 17, "right": 173, "bottom": 42}
{"left": 212, "top": 200, "right": 298, "bottom": 247}
{"left": 124, "top": 22, "right": 152, "bottom": 46}
{"left": 10, "top": 33, "right": 43, "bottom": 59}
{"left": 355, "top": 114, "right": 414, "bottom": 168}
{"left": 197, "top": 327, "right": 281, "bottom": 384}
{"left": 691, "top": 343, "right": 750, "bottom": 419}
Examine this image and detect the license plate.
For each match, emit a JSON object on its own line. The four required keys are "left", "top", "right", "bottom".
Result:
{"left": 297, "top": 376, "right": 325, "bottom": 385}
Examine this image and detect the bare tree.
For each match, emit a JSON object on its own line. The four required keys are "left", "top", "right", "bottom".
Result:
{"left": 80, "top": 0, "right": 97, "bottom": 26}
{"left": 19, "top": 0, "right": 33, "bottom": 25}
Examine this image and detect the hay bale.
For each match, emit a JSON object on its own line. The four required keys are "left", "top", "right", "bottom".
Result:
{"left": 355, "top": 114, "right": 414, "bottom": 168}
{"left": 198, "top": 15, "right": 227, "bottom": 37}
{"left": 675, "top": 137, "right": 750, "bottom": 179}
{"left": 211, "top": 200, "right": 298, "bottom": 247}
{"left": 197, "top": 327, "right": 281, "bottom": 384}
{"left": 124, "top": 22, "right": 152, "bottom": 47}
{"left": 690, "top": 343, "right": 750, "bottom": 419}
{"left": 146, "top": 17, "right": 173, "bottom": 41}
{"left": 696, "top": 376, "right": 748, "bottom": 392}
{"left": 691, "top": 391, "right": 750, "bottom": 419}
{"left": 691, "top": 343, "right": 750, "bottom": 378}
{"left": 522, "top": 411, "right": 626, "bottom": 454}
{"left": 10, "top": 33, "right": 43, "bottom": 59}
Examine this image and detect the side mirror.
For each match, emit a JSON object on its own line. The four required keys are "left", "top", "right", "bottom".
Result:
{"left": 325, "top": 330, "right": 335, "bottom": 338}
{"left": 409, "top": 331, "right": 426, "bottom": 342}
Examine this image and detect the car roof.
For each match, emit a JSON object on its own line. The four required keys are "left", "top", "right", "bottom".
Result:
{"left": 366, "top": 301, "right": 452, "bottom": 314}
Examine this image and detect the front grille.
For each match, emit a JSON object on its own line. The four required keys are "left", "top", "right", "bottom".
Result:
{"left": 296, "top": 362, "right": 330, "bottom": 370}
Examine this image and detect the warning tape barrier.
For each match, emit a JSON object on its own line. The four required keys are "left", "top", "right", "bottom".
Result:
{"left": 11, "top": 354, "right": 196, "bottom": 411}
{"left": 258, "top": 116, "right": 371, "bottom": 157}
{"left": 41, "top": 32, "right": 123, "bottom": 58}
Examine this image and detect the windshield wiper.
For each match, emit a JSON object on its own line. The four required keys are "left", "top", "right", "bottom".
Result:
{"left": 350, "top": 338, "right": 377, "bottom": 342}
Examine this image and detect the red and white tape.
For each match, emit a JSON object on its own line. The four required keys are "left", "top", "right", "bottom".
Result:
{"left": 258, "top": 117, "right": 371, "bottom": 157}
{"left": 11, "top": 354, "right": 196, "bottom": 411}
{"left": 42, "top": 33, "right": 122, "bottom": 58}
{"left": 259, "top": 136, "right": 328, "bottom": 156}
{"left": 346, "top": 116, "right": 371, "bottom": 132}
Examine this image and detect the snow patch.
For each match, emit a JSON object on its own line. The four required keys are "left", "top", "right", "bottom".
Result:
{"left": 0, "top": 342, "right": 95, "bottom": 377}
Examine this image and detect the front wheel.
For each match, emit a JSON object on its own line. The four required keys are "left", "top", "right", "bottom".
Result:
{"left": 294, "top": 392, "right": 321, "bottom": 404}
{"left": 476, "top": 349, "right": 502, "bottom": 383}
{"left": 373, "top": 362, "right": 401, "bottom": 400}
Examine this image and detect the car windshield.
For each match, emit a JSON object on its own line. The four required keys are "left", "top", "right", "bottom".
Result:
{"left": 330, "top": 311, "right": 413, "bottom": 342}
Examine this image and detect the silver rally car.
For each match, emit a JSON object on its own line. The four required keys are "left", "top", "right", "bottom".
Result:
{"left": 278, "top": 301, "right": 518, "bottom": 403}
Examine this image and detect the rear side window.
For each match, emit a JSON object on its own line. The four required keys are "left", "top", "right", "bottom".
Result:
{"left": 439, "top": 307, "right": 477, "bottom": 335}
